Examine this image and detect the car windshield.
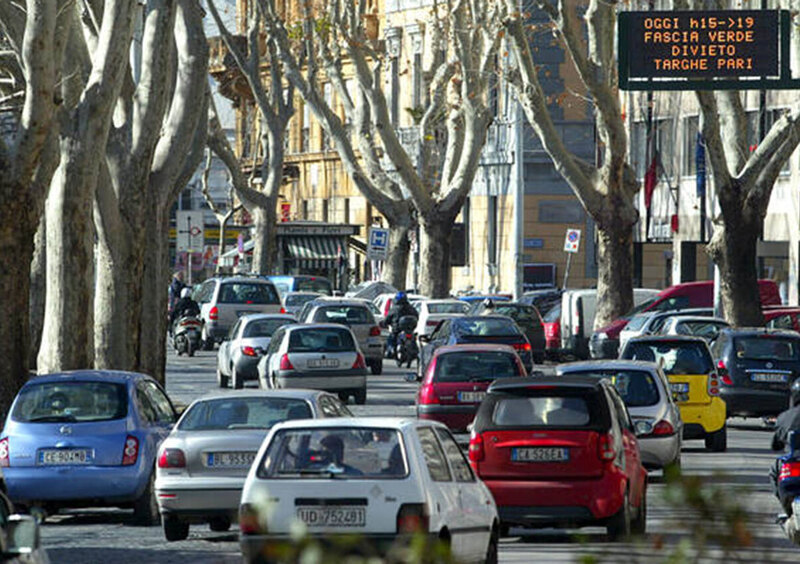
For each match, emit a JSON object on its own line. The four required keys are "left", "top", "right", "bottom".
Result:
{"left": 288, "top": 328, "right": 356, "bottom": 352}
{"left": 676, "top": 320, "right": 727, "bottom": 339}
{"left": 243, "top": 318, "right": 292, "bottom": 338}
{"left": 428, "top": 302, "right": 469, "bottom": 314}
{"left": 491, "top": 394, "right": 594, "bottom": 427}
{"left": 179, "top": 397, "right": 312, "bottom": 430}
{"left": 625, "top": 314, "right": 652, "bottom": 332}
{"left": 563, "top": 370, "right": 659, "bottom": 407}
{"left": 259, "top": 427, "right": 407, "bottom": 479}
{"left": 456, "top": 318, "right": 520, "bottom": 337}
{"left": 435, "top": 352, "right": 521, "bottom": 382}
{"left": 313, "top": 306, "right": 372, "bottom": 325}
{"left": 625, "top": 297, "right": 658, "bottom": 318}
{"left": 284, "top": 294, "right": 319, "bottom": 307}
{"left": 12, "top": 381, "right": 128, "bottom": 423}
{"left": 296, "top": 278, "right": 332, "bottom": 295}
{"left": 218, "top": 283, "right": 279, "bottom": 305}
{"left": 495, "top": 306, "right": 540, "bottom": 325}
{"left": 734, "top": 337, "right": 800, "bottom": 361}
{"left": 622, "top": 341, "right": 713, "bottom": 375}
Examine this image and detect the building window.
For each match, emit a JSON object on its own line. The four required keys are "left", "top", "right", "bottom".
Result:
{"left": 488, "top": 196, "right": 498, "bottom": 267}
{"left": 323, "top": 83, "right": 333, "bottom": 150}
{"left": 632, "top": 119, "right": 674, "bottom": 179}
{"left": 323, "top": 199, "right": 329, "bottom": 222}
{"left": 301, "top": 103, "right": 310, "bottom": 153}
{"left": 303, "top": 200, "right": 308, "bottom": 219}
{"left": 344, "top": 198, "right": 350, "bottom": 224}
{"left": 463, "top": 198, "right": 470, "bottom": 265}
{"left": 683, "top": 116, "right": 699, "bottom": 177}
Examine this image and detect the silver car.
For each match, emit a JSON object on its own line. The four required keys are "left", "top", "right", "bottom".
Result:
{"left": 556, "top": 360, "right": 682, "bottom": 469}
{"left": 282, "top": 292, "right": 323, "bottom": 317}
{"left": 154, "top": 390, "right": 352, "bottom": 542}
{"left": 619, "top": 308, "right": 713, "bottom": 352}
{"left": 659, "top": 315, "right": 730, "bottom": 342}
{"left": 299, "top": 298, "right": 385, "bottom": 375}
{"left": 216, "top": 314, "right": 296, "bottom": 389}
{"left": 257, "top": 324, "right": 368, "bottom": 404}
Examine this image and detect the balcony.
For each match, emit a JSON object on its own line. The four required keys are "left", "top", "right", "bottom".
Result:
{"left": 208, "top": 35, "right": 251, "bottom": 101}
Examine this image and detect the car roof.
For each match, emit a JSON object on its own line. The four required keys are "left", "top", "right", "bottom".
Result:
{"left": 434, "top": 343, "right": 518, "bottom": 355}
{"left": 488, "top": 375, "right": 605, "bottom": 393}
{"left": 284, "top": 323, "right": 357, "bottom": 332}
{"left": 269, "top": 417, "right": 430, "bottom": 431}
{"left": 718, "top": 327, "right": 800, "bottom": 338}
{"left": 424, "top": 299, "right": 464, "bottom": 304}
{"left": 216, "top": 277, "right": 275, "bottom": 285}
{"left": 239, "top": 313, "right": 297, "bottom": 322}
{"left": 309, "top": 298, "right": 371, "bottom": 307}
{"left": 195, "top": 389, "right": 328, "bottom": 402}
{"left": 456, "top": 315, "right": 515, "bottom": 323}
{"left": 557, "top": 360, "right": 659, "bottom": 373}
{"left": 665, "top": 316, "right": 727, "bottom": 323}
{"left": 284, "top": 291, "right": 324, "bottom": 297}
{"left": 26, "top": 370, "right": 149, "bottom": 385}
{"left": 626, "top": 335, "right": 708, "bottom": 344}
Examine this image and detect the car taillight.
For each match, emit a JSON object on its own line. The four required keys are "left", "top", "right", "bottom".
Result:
{"left": 279, "top": 354, "right": 294, "bottom": 370}
{"left": 468, "top": 432, "right": 484, "bottom": 462}
{"left": 396, "top": 503, "right": 429, "bottom": 534}
{"left": 513, "top": 342, "right": 532, "bottom": 352}
{"left": 598, "top": 433, "right": 616, "bottom": 462}
{"left": 720, "top": 374, "right": 733, "bottom": 385}
{"left": 157, "top": 448, "right": 186, "bottom": 468}
{"left": 708, "top": 374, "right": 721, "bottom": 397}
{"left": 280, "top": 307, "right": 286, "bottom": 314}
{"left": 0, "top": 437, "right": 9, "bottom": 467}
{"left": 352, "top": 353, "right": 366, "bottom": 370}
{"left": 419, "top": 383, "right": 440, "bottom": 405}
{"left": 779, "top": 461, "right": 800, "bottom": 481}
{"left": 651, "top": 420, "right": 675, "bottom": 436}
{"left": 122, "top": 435, "right": 139, "bottom": 466}
{"left": 427, "top": 320, "right": 439, "bottom": 326}
{"left": 239, "top": 503, "right": 263, "bottom": 535}
{"left": 370, "top": 326, "right": 381, "bottom": 336}
{"left": 384, "top": 299, "right": 392, "bottom": 317}
{"left": 242, "top": 346, "right": 257, "bottom": 357}
{"left": 209, "top": 306, "right": 219, "bottom": 321}
{"left": 405, "top": 333, "right": 414, "bottom": 338}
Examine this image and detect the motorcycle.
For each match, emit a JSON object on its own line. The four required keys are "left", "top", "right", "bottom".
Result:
{"left": 395, "top": 315, "right": 419, "bottom": 368}
{"left": 772, "top": 430, "right": 800, "bottom": 543}
{"left": 173, "top": 315, "right": 203, "bottom": 357}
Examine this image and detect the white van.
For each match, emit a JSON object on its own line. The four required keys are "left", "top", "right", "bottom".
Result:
{"left": 560, "top": 288, "right": 659, "bottom": 359}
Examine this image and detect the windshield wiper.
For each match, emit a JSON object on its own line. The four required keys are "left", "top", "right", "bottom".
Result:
{"left": 28, "top": 414, "right": 78, "bottom": 423}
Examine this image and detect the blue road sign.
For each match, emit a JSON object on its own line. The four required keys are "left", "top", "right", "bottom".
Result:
{"left": 368, "top": 227, "right": 389, "bottom": 260}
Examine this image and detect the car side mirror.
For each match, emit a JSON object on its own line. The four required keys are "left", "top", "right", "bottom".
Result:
{"left": 2, "top": 514, "right": 41, "bottom": 558}
{"left": 418, "top": 334, "right": 431, "bottom": 343}
{"left": 404, "top": 373, "right": 419, "bottom": 383}
{"left": 634, "top": 420, "right": 653, "bottom": 438}
{"left": 173, "top": 402, "right": 188, "bottom": 417}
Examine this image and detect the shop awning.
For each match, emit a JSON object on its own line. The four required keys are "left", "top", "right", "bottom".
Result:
{"left": 286, "top": 236, "right": 348, "bottom": 269}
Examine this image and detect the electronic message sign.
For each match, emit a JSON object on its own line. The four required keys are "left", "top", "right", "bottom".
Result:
{"left": 618, "top": 10, "right": 791, "bottom": 89}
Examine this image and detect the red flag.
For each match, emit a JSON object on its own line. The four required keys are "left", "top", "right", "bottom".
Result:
{"left": 644, "top": 153, "right": 658, "bottom": 210}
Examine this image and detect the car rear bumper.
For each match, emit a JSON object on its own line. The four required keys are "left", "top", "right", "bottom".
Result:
{"left": 233, "top": 356, "right": 262, "bottom": 380}
{"left": 363, "top": 340, "right": 384, "bottom": 362}
{"left": 483, "top": 473, "right": 625, "bottom": 525}
{"left": 563, "top": 336, "right": 590, "bottom": 360}
{"left": 719, "top": 387, "right": 789, "bottom": 417}
{"left": 4, "top": 464, "right": 149, "bottom": 506}
{"left": 276, "top": 370, "right": 366, "bottom": 392}
{"left": 206, "top": 321, "right": 228, "bottom": 341}
{"left": 678, "top": 398, "right": 726, "bottom": 435}
{"left": 417, "top": 404, "right": 479, "bottom": 432}
{"left": 638, "top": 434, "right": 681, "bottom": 468}
{"left": 156, "top": 476, "right": 245, "bottom": 516}
{"left": 589, "top": 337, "right": 619, "bottom": 359}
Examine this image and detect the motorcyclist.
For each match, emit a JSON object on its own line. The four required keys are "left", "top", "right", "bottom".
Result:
{"left": 170, "top": 287, "right": 200, "bottom": 332}
{"left": 168, "top": 272, "right": 186, "bottom": 313}
{"left": 772, "top": 380, "right": 800, "bottom": 451}
{"left": 384, "top": 292, "right": 418, "bottom": 355}
{"left": 479, "top": 298, "right": 496, "bottom": 314}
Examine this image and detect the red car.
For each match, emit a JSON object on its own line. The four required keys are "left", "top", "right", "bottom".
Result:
{"left": 764, "top": 307, "right": 800, "bottom": 332}
{"left": 468, "top": 376, "right": 648, "bottom": 539}
{"left": 415, "top": 344, "right": 527, "bottom": 432}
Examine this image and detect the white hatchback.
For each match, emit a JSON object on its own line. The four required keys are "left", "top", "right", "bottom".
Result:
{"left": 239, "top": 418, "right": 499, "bottom": 564}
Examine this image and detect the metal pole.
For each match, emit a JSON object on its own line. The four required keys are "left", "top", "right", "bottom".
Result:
{"left": 562, "top": 253, "right": 572, "bottom": 290}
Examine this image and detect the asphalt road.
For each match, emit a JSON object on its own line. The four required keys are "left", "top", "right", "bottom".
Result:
{"left": 39, "top": 349, "right": 800, "bottom": 563}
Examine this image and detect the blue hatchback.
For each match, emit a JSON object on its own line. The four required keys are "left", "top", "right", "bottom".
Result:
{"left": 0, "top": 371, "right": 176, "bottom": 524}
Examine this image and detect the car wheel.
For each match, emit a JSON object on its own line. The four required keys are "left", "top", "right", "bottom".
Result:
{"left": 370, "top": 359, "right": 383, "bottom": 375}
{"left": 132, "top": 471, "right": 160, "bottom": 526}
{"left": 216, "top": 368, "right": 228, "bottom": 389}
{"left": 705, "top": 425, "right": 727, "bottom": 452}
{"left": 338, "top": 392, "right": 350, "bottom": 403}
{"left": 232, "top": 367, "right": 243, "bottom": 390}
{"left": 354, "top": 388, "right": 367, "bottom": 405}
{"left": 484, "top": 527, "right": 499, "bottom": 564}
{"left": 606, "top": 491, "right": 631, "bottom": 541}
{"left": 631, "top": 490, "right": 646, "bottom": 535}
{"left": 163, "top": 516, "right": 189, "bottom": 541}
{"left": 209, "top": 517, "right": 231, "bottom": 532}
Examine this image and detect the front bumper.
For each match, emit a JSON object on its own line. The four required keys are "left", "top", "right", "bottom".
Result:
{"left": 719, "top": 387, "right": 789, "bottom": 417}
{"left": 589, "top": 336, "right": 619, "bottom": 359}
{"left": 275, "top": 370, "right": 367, "bottom": 392}
{"left": 417, "top": 404, "right": 479, "bottom": 432}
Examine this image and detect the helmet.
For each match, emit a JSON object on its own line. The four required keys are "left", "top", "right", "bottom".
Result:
{"left": 180, "top": 287, "right": 191, "bottom": 299}
{"left": 395, "top": 291, "right": 406, "bottom": 301}
{"left": 482, "top": 298, "right": 495, "bottom": 308}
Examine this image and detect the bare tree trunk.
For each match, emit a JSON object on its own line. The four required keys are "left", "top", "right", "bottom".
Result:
{"left": 594, "top": 210, "right": 636, "bottom": 332}
{"left": 251, "top": 204, "right": 277, "bottom": 275}
{"left": 383, "top": 220, "right": 411, "bottom": 290}
{"left": 138, "top": 206, "right": 169, "bottom": 383}
{"left": 419, "top": 212, "right": 455, "bottom": 298}
{"left": 29, "top": 216, "right": 47, "bottom": 371}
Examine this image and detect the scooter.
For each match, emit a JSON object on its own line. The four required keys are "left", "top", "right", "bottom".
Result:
{"left": 772, "top": 430, "right": 800, "bottom": 544}
{"left": 173, "top": 315, "right": 203, "bottom": 357}
{"left": 395, "top": 315, "right": 418, "bottom": 368}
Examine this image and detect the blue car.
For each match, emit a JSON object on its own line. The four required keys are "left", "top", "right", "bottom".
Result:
{"left": 0, "top": 371, "right": 177, "bottom": 524}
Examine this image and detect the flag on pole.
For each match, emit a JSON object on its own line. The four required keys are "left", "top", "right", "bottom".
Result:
{"left": 644, "top": 151, "right": 658, "bottom": 210}
{"left": 696, "top": 132, "right": 706, "bottom": 199}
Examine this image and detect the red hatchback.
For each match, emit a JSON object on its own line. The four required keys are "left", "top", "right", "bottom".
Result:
{"left": 415, "top": 344, "right": 527, "bottom": 432}
{"left": 469, "top": 376, "right": 648, "bottom": 539}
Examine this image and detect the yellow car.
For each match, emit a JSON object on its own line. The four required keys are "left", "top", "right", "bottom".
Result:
{"left": 620, "top": 335, "right": 726, "bottom": 452}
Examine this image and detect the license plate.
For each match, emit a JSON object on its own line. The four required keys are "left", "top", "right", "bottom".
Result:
{"left": 751, "top": 373, "right": 788, "bottom": 383}
{"left": 511, "top": 447, "right": 569, "bottom": 462}
{"left": 458, "top": 391, "right": 486, "bottom": 403}
{"left": 670, "top": 382, "right": 689, "bottom": 393}
{"left": 296, "top": 506, "right": 366, "bottom": 527}
{"left": 39, "top": 448, "right": 92, "bottom": 465}
{"left": 207, "top": 451, "right": 256, "bottom": 467}
{"left": 308, "top": 358, "right": 340, "bottom": 368}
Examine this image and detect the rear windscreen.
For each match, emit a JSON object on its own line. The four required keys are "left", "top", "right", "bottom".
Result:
{"left": 243, "top": 318, "right": 292, "bottom": 338}
{"left": 455, "top": 318, "right": 520, "bottom": 337}
{"left": 734, "top": 337, "right": 800, "bottom": 361}
{"left": 179, "top": 397, "right": 312, "bottom": 430}
{"left": 564, "top": 370, "right": 659, "bottom": 407}
{"left": 622, "top": 341, "right": 713, "bottom": 375}
{"left": 288, "top": 328, "right": 356, "bottom": 352}
{"left": 218, "top": 283, "right": 279, "bottom": 305}
{"left": 12, "top": 381, "right": 128, "bottom": 423}
{"left": 543, "top": 304, "right": 561, "bottom": 323}
{"left": 296, "top": 278, "right": 332, "bottom": 295}
{"left": 492, "top": 395, "right": 592, "bottom": 427}
{"left": 284, "top": 294, "right": 319, "bottom": 307}
{"left": 313, "top": 306, "right": 372, "bottom": 325}
{"left": 428, "top": 303, "right": 469, "bottom": 314}
{"left": 495, "top": 306, "right": 541, "bottom": 325}
{"left": 434, "top": 352, "right": 520, "bottom": 382}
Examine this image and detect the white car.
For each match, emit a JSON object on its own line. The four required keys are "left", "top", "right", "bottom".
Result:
{"left": 413, "top": 299, "right": 470, "bottom": 337}
{"left": 373, "top": 293, "right": 428, "bottom": 321}
{"left": 238, "top": 418, "right": 499, "bottom": 564}
{"left": 658, "top": 315, "right": 730, "bottom": 342}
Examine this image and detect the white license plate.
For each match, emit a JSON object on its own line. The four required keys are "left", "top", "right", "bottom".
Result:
{"left": 511, "top": 447, "right": 569, "bottom": 462}
{"left": 751, "top": 373, "right": 788, "bottom": 383}
{"left": 670, "top": 382, "right": 689, "bottom": 393}
{"left": 296, "top": 506, "right": 366, "bottom": 527}
{"left": 39, "top": 449, "right": 91, "bottom": 465}
{"left": 208, "top": 451, "right": 256, "bottom": 467}
{"left": 308, "top": 358, "right": 340, "bottom": 368}
{"left": 458, "top": 391, "right": 486, "bottom": 403}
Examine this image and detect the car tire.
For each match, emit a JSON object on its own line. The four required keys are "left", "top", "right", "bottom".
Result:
{"left": 232, "top": 367, "right": 243, "bottom": 390}
{"left": 163, "top": 516, "right": 189, "bottom": 541}
{"left": 631, "top": 491, "right": 646, "bottom": 535}
{"left": 209, "top": 517, "right": 231, "bottom": 532}
{"left": 484, "top": 527, "right": 499, "bottom": 564}
{"left": 132, "top": 471, "right": 160, "bottom": 526}
{"left": 338, "top": 392, "right": 350, "bottom": 403}
{"left": 217, "top": 368, "right": 228, "bottom": 388}
{"left": 606, "top": 491, "right": 631, "bottom": 541}
{"left": 354, "top": 388, "right": 367, "bottom": 405}
{"left": 705, "top": 425, "right": 727, "bottom": 452}
{"left": 370, "top": 359, "right": 383, "bottom": 375}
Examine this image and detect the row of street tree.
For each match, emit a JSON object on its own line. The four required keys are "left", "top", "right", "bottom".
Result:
{"left": 1, "top": 0, "right": 799, "bottom": 416}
